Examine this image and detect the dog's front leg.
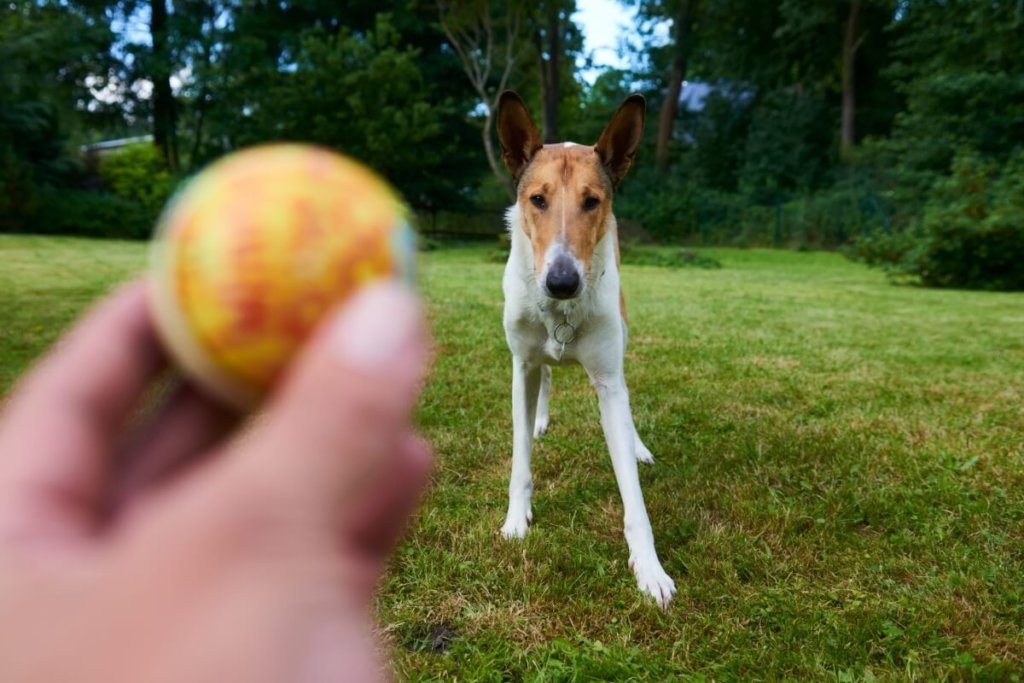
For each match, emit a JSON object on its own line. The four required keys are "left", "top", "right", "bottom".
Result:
{"left": 533, "top": 365, "right": 551, "bottom": 438}
{"left": 502, "top": 357, "right": 541, "bottom": 539}
{"left": 593, "top": 376, "right": 676, "bottom": 608}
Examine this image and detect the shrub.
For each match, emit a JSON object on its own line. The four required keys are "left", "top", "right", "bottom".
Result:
{"left": 616, "top": 176, "right": 885, "bottom": 249}
{"left": 615, "top": 167, "right": 696, "bottom": 243}
{"left": 739, "top": 88, "right": 837, "bottom": 202}
{"left": 0, "top": 147, "right": 42, "bottom": 232}
{"left": 779, "top": 183, "right": 890, "bottom": 249}
{"left": 98, "top": 143, "right": 174, "bottom": 215}
{"left": 34, "top": 189, "right": 153, "bottom": 239}
{"left": 851, "top": 151, "right": 1024, "bottom": 291}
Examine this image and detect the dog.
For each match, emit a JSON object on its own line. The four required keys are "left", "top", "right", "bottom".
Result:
{"left": 495, "top": 91, "right": 676, "bottom": 607}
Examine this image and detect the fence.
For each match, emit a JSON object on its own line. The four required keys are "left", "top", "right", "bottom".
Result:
{"left": 414, "top": 207, "right": 508, "bottom": 241}
{"left": 414, "top": 189, "right": 894, "bottom": 250}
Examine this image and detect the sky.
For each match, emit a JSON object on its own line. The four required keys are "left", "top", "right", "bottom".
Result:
{"left": 574, "top": 2, "right": 708, "bottom": 109}
{"left": 573, "top": 0, "right": 635, "bottom": 83}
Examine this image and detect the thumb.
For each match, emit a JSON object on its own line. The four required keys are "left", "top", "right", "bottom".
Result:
{"left": 224, "top": 282, "right": 428, "bottom": 524}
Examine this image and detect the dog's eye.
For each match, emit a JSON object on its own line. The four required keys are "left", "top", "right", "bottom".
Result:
{"left": 583, "top": 196, "right": 601, "bottom": 211}
{"left": 530, "top": 194, "right": 547, "bottom": 209}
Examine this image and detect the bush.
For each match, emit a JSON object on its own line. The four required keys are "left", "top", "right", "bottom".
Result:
{"left": 0, "top": 146, "right": 42, "bottom": 232}
{"left": 98, "top": 143, "right": 174, "bottom": 215}
{"left": 34, "top": 189, "right": 153, "bottom": 239}
{"left": 616, "top": 169, "right": 886, "bottom": 249}
{"left": 779, "top": 183, "right": 890, "bottom": 249}
{"left": 739, "top": 88, "right": 836, "bottom": 202}
{"left": 851, "top": 151, "right": 1024, "bottom": 291}
{"left": 614, "top": 167, "right": 696, "bottom": 243}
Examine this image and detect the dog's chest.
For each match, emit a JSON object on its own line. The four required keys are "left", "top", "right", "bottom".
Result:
{"left": 505, "top": 301, "right": 607, "bottom": 366}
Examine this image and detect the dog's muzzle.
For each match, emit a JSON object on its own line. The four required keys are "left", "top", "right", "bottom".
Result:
{"left": 544, "top": 255, "right": 582, "bottom": 299}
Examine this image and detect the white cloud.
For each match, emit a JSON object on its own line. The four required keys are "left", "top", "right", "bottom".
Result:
{"left": 574, "top": 0, "right": 671, "bottom": 85}
{"left": 574, "top": 0, "right": 633, "bottom": 84}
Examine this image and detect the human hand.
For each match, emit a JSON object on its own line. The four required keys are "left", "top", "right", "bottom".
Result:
{"left": 0, "top": 281, "right": 430, "bottom": 682}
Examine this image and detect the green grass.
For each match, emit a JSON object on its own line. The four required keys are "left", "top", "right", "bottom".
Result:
{"left": 2, "top": 234, "right": 1023, "bottom": 680}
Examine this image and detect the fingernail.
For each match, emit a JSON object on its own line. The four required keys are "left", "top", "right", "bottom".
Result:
{"left": 331, "top": 281, "right": 424, "bottom": 374}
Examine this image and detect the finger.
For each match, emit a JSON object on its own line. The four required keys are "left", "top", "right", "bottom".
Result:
{"left": 111, "top": 381, "right": 240, "bottom": 512}
{"left": 223, "top": 282, "right": 428, "bottom": 526}
{"left": 340, "top": 434, "right": 433, "bottom": 604}
{"left": 345, "top": 434, "right": 432, "bottom": 562}
{"left": 0, "top": 282, "right": 164, "bottom": 545}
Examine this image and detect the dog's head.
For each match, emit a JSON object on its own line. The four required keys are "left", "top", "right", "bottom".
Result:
{"left": 497, "top": 91, "right": 645, "bottom": 300}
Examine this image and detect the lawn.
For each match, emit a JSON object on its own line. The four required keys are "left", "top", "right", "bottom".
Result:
{"left": 1, "top": 234, "right": 1023, "bottom": 680}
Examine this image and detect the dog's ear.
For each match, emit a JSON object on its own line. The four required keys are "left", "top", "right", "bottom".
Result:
{"left": 497, "top": 91, "right": 542, "bottom": 184}
{"left": 594, "top": 94, "right": 646, "bottom": 186}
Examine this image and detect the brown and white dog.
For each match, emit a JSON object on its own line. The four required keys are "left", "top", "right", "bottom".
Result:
{"left": 496, "top": 91, "right": 676, "bottom": 607}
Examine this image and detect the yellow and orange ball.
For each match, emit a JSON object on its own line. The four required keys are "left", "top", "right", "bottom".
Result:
{"left": 149, "top": 144, "right": 415, "bottom": 411}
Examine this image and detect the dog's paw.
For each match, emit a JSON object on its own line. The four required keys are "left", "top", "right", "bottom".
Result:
{"left": 635, "top": 440, "right": 655, "bottom": 464}
{"left": 630, "top": 555, "right": 676, "bottom": 609}
{"left": 533, "top": 416, "right": 549, "bottom": 438}
{"left": 500, "top": 510, "right": 533, "bottom": 540}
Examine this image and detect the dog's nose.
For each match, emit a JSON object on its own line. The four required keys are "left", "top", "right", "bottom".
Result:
{"left": 545, "top": 259, "right": 581, "bottom": 299}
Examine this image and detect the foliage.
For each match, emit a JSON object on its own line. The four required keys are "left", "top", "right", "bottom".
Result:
{"left": 1, "top": 0, "right": 1021, "bottom": 296}
{"left": 853, "top": 151, "right": 1024, "bottom": 291}
{"left": 0, "top": 102, "right": 80, "bottom": 234}
{"left": 738, "top": 88, "right": 836, "bottom": 202}
{"left": 614, "top": 168, "right": 885, "bottom": 249}
{"left": 861, "top": 71, "right": 1024, "bottom": 214}
{"left": 98, "top": 143, "right": 174, "bottom": 215}
{"left": 251, "top": 17, "right": 455, "bottom": 209}
{"left": 688, "top": 88, "right": 753, "bottom": 193}
{"left": 33, "top": 189, "right": 153, "bottom": 240}
{"left": 183, "top": 1, "right": 484, "bottom": 206}
{"left": 614, "top": 166, "right": 695, "bottom": 243}
{"left": 0, "top": 102, "right": 80, "bottom": 190}
{"left": 569, "top": 69, "right": 636, "bottom": 144}
{"left": 0, "top": 1, "right": 115, "bottom": 233}
{"left": 0, "top": 148, "right": 42, "bottom": 233}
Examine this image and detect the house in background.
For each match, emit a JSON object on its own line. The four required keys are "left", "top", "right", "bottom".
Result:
{"left": 80, "top": 135, "right": 153, "bottom": 166}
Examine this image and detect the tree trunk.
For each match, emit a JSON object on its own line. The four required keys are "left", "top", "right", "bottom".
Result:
{"left": 151, "top": 0, "right": 178, "bottom": 171}
{"left": 189, "top": 90, "right": 206, "bottom": 171}
{"left": 655, "top": 0, "right": 698, "bottom": 175}
{"left": 484, "top": 108, "right": 515, "bottom": 201}
{"left": 840, "top": 0, "right": 862, "bottom": 163}
{"left": 540, "top": 3, "right": 560, "bottom": 143}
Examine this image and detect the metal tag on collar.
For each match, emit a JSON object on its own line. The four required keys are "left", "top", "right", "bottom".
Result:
{"left": 553, "top": 314, "right": 577, "bottom": 361}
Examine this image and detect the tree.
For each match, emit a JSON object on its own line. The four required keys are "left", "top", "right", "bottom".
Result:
{"left": 151, "top": 1, "right": 483, "bottom": 205}
{"left": 536, "top": 2, "right": 561, "bottom": 142}
{"left": 438, "top": 0, "right": 527, "bottom": 200}
{"left": 0, "top": 3, "right": 111, "bottom": 186}
{"left": 652, "top": 0, "right": 699, "bottom": 174}
{"left": 530, "top": 0, "right": 582, "bottom": 144}
{"left": 247, "top": 16, "right": 457, "bottom": 207}
{"left": 150, "top": 0, "right": 178, "bottom": 170}
{"left": 772, "top": 0, "right": 897, "bottom": 161}
{"left": 840, "top": 0, "right": 863, "bottom": 162}
{"left": 0, "top": 0, "right": 116, "bottom": 231}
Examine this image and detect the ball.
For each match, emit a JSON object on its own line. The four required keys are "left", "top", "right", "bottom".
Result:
{"left": 149, "top": 144, "right": 415, "bottom": 411}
